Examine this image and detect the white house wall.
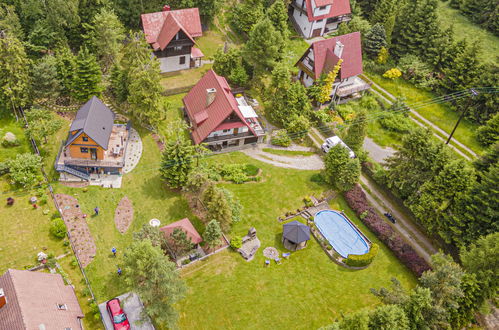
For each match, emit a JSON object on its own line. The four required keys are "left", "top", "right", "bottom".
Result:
{"left": 292, "top": 8, "right": 313, "bottom": 38}
{"left": 157, "top": 54, "right": 191, "bottom": 73}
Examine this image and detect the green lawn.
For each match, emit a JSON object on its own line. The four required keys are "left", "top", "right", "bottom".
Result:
{"left": 437, "top": 0, "right": 499, "bottom": 66}
{"left": 177, "top": 152, "right": 416, "bottom": 329}
{"left": 262, "top": 148, "right": 315, "bottom": 157}
{"left": 160, "top": 64, "right": 213, "bottom": 92}
{"left": 367, "top": 72, "right": 485, "bottom": 155}
{"left": 0, "top": 113, "right": 30, "bottom": 160}
{"left": 196, "top": 28, "right": 226, "bottom": 59}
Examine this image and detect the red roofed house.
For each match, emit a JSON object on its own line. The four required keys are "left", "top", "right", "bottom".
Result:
{"left": 290, "top": 0, "right": 351, "bottom": 38}
{"left": 183, "top": 69, "right": 265, "bottom": 151}
{"left": 296, "top": 32, "right": 371, "bottom": 103}
{"left": 141, "top": 5, "right": 204, "bottom": 73}
{"left": 0, "top": 269, "right": 84, "bottom": 330}
{"left": 160, "top": 218, "right": 203, "bottom": 247}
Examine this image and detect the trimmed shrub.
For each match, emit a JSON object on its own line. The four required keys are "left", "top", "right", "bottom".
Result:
{"left": 344, "top": 185, "right": 430, "bottom": 276}
{"left": 230, "top": 236, "right": 242, "bottom": 249}
{"left": 243, "top": 164, "right": 259, "bottom": 176}
{"left": 344, "top": 243, "right": 379, "bottom": 267}
{"left": 310, "top": 173, "right": 325, "bottom": 183}
{"left": 50, "top": 218, "right": 66, "bottom": 239}
{"left": 303, "top": 196, "right": 314, "bottom": 207}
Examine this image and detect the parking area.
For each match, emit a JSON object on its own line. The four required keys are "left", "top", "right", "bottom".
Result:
{"left": 98, "top": 292, "right": 155, "bottom": 330}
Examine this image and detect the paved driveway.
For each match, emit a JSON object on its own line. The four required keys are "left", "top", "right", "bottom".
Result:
{"left": 99, "top": 292, "right": 154, "bottom": 330}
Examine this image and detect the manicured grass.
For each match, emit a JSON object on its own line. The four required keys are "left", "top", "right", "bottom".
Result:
{"left": 42, "top": 116, "right": 71, "bottom": 181}
{"left": 437, "top": 0, "right": 499, "bottom": 65}
{"left": 367, "top": 72, "right": 485, "bottom": 155}
{"left": 366, "top": 119, "right": 404, "bottom": 148}
{"left": 262, "top": 148, "right": 315, "bottom": 157}
{"left": 159, "top": 93, "right": 190, "bottom": 140}
{"left": 53, "top": 129, "right": 201, "bottom": 301}
{"left": 0, "top": 113, "right": 30, "bottom": 160}
{"left": 177, "top": 152, "right": 416, "bottom": 329}
{"left": 196, "top": 29, "right": 226, "bottom": 59}
{"left": 285, "top": 37, "right": 310, "bottom": 71}
{"left": 160, "top": 64, "right": 213, "bottom": 91}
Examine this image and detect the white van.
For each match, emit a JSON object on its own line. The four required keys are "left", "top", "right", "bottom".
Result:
{"left": 321, "top": 136, "right": 356, "bottom": 158}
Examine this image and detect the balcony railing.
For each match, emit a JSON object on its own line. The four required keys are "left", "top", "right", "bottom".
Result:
{"left": 204, "top": 131, "right": 254, "bottom": 143}
{"left": 63, "top": 158, "right": 124, "bottom": 168}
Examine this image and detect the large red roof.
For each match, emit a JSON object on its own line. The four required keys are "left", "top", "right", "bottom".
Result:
{"left": 160, "top": 218, "right": 203, "bottom": 244}
{"left": 305, "top": 0, "right": 350, "bottom": 22}
{"left": 183, "top": 70, "right": 256, "bottom": 144}
{"left": 141, "top": 8, "right": 202, "bottom": 50}
{"left": 306, "top": 32, "right": 363, "bottom": 80}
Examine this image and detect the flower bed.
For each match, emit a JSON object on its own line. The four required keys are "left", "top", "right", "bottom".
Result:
{"left": 344, "top": 184, "right": 430, "bottom": 276}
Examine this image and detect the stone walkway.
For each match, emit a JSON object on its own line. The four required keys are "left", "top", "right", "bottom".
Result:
{"left": 54, "top": 194, "right": 96, "bottom": 268}
{"left": 242, "top": 144, "right": 324, "bottom": 170}
{"left": 123, "top": 128, "right": 142, "bottom": 174}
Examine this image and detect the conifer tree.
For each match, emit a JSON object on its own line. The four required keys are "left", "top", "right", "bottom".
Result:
{"left": 267, "top": 0, "right": 289, "bottom": 39}
{"left": 0, "top": 32, "right": 30, "bottom": 113}
{"left": 440, "top": 40, "right": 482, "bottom": 92}
{"left": 244, "top": 18, "right": 284, "bottom": 74}
{"left": 160, "top": 139, "right": 196, "bottom": 189}
{"left": 363, "top": 24, "right": 387, "bottom": 58}
{"left": 203, "top": 220, "right": 223, "bottom": 249}
{"left": 31, "top": 55, "right": 62, "bottom": 101}
{"left": 55, "top": 46, "right": 77, "bottom": 97}
{"left": 370, "top": 0, "right": 397, "bottom": 26}
{"left": 344, "top": 108, "right": 368, "bottom": 152}
{"left": 73, "top": 47, "right": 102, "bottom": 101}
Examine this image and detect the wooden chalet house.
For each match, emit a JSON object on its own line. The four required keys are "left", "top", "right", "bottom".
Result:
{"left": 289, "top": 0, "right": 351, "bottom": 38}
{"left": 183, "top": 70, "right": 265, "bottom": 151}
{"left": 141, "top": 6, "right": 204, "bottom": 73}
{"left": 296, "top": 32, "right": 371, "bottom": 103}
{"left": 55, "top": 96, "right": 130, "bottom": 181}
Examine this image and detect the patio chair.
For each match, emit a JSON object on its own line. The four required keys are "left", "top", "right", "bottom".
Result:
{"left": 275, "top": 258, "right": 281, "bottom": 264}
{"left": 282, "top": 253, "right": 291, "bottom": 259}
{"left": 265, "top": 260, "right": 270, "bottom": 266}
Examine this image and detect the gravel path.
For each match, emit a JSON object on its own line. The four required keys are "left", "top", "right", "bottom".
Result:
{"left": 363, "top": 137, "right": 396, "bottom": 164}
{"left": 242, "top": 144, "right": 324, "bottom": 170}
{"left": 123, "top": 128, "right": 142, "bottom": 174}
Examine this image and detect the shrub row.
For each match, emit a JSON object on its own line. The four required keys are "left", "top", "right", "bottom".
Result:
{"left": 207, "top": 163, "right": 260, "bottom": 184}
{"left": 344, "top": 184, "right": 430, "bottom": 276}
{"left": 344, "top": 243, "right": 379, "bottom": 267}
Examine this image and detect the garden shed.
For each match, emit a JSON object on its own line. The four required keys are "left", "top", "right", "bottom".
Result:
{"left": 282, "top": 221, "right": 310, "bottom": 251}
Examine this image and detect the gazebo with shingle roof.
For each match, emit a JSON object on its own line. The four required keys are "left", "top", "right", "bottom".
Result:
{"left": 282, "top": 220, "right": 311, "bottom": 251}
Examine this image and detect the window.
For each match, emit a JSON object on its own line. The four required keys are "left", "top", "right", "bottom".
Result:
{"left": 222, "top": 129, "right": 229, "bottom": 133}
{"left": 174, "top": 46, "right": 182, "bottom": 51}
{"left": 57, "top": 304, "right": 67, "bottom": 310}
{"left": 179, "top": 56, "right": 186, "bottom": 65}
{"left": 80, "top": 147, "right": 88, "bottom": 153}
{"left": 82, "top": 136, "right": 88, "bottom": 142}
{"left": 317, "top": 19, "right": 323, "bottom": 23}
{"left": 319, "top": 5, "right": 326, "bottom": 9}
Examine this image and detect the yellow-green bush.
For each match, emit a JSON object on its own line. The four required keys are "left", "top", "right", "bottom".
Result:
{"left": 344, "top": 243, "right": 379, "bottom": 267}
{"left": 383, "top": 68, "right": 402, "bottom": 79}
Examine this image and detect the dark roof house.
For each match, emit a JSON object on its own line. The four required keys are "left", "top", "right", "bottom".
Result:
{"left": 282, "top": 221, "right": 311, "bottom": 251}
{"left": 65, "top": 96, "right": 115, "bottom": 149}
{"left": 0, "top": 269, "right": 84, "bottom": 330}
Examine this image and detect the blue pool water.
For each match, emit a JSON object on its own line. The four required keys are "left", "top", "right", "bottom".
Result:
{"left": 315, "top": 210, "right": 369, "bottom": 258}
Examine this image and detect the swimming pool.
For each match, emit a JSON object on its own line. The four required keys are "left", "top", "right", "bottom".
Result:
{"left": 314, "top": 210, "right": 369, "bottom": 258}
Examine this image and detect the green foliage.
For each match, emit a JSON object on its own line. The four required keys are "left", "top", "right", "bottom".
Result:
{"left": 368, "top": 304, "right": 409, "bottom": 329}
{"left": 112, "top": 0, "right": 165, "bottom": 28}
{"left": 6, "top": 153, "right": 42, "bottom": 188}
{"left": 397, "top": 55, "right": 437, "bottom": 88}
{"left": 379, "top": 112, "right": 413, "bottom": 133}
{"left": 476, "top": 112, "right": 498, "bottom": 146}
{"left": 271, "top": 129, "right": 292, "bottom": 147}
{"left": 133, "top": 223, "right": 168, "bottom": 249}
{"left": 243, "top": 164, "right": 259, "bottom": 176}
{"left": 440, "top": 40, "right": 482, "bottom": 92}
{"left": 286, "top": 115, "right": 310, "bottom": 140}
{"left": 376, "top": 47, "right": 389, "bottom": 64}
{"left": 168, "top": 0, "right": 222, "bottom": 22}
{"left": 55, "top": 46, "right": 77, "bottom": 97}
{"left": 230, "top": 236, "right": 242, "bottom": 249}
{"left": 364, "top": 23, "right": 387, "bottom": 57}
{"left": 160, "top": 139, "right": 196, "bottom": 189}
{"left": 122, "top": 240, "right": 187, "bottom": 328}
{"left": 244, "top": 18, "right": 284, "bottom": 74}
{"left": 170, "top": 228, "right": 194, "bottom": 256}
{"left": 0, "top": 4, "right": 23, "bottom": 39}
{"left": 203, "top": 184, "right": 233, "bottom": 231}
{"left": 382, "top": 68, "right": 401, "bottom": 79}
{"left": 85, "top": 8, "right": 125, "bottom": 71}
{"left": 451, "top": 0, "right": 498, "bottom": 34}
{"left": 25, "top": 108, "right": 63, "bottom": 144}
{"left": 183, "top": 167, "right": 212, "bottom": 194}
{"left": 324, "top": 144, "right": 361, "bottom": 191}
{"left": 73, "top": 47, "right": 103, "bottom": 101}
{"left": 267, "top": 0, "right": 289, "bottom": 39}
{"left": 31, "top": 55, "right": 62, "bottom": 101}
{"left": 337, "top": 16, "right": 372, "bottom": 41}
{"left": 344, "top": 108, "right": 368, "bottom": 152}
{"left": 1, "top": 132, "right": 20, "bottom": 148}
{"left": 228, "top": 0, "right": 264, "bottom": 35}
{"left": 203, "top": 220, "right": 223, "bottom": 249}
{"left": 213, "top": 48, "right": 250, "bottom": 86}
{"left": 309, "top": 59, "right": 343, "bottom": 104}
{"left": 0, "top": 33, "right": 31, "bottom": 111}
{"left": 50, "top": 218, "right": 66, "bottom": 238}
{"left": 344, "top": 243, "right": 379, "bottom": 267}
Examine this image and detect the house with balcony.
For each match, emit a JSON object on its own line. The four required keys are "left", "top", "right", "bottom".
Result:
{"left": 296, "top": 32, "right": 371, "bottom": 103}
{"left": 141, "top": 6, "right": 204, "bottom": 73}
{"left": 289, "top": 0, "right": 351, "bottom": 38}
{"left": 55, "top": 96, "right": 130, "bottom": 182}
{"left": 183, "top": 69, "right": 265, "bottom": 151}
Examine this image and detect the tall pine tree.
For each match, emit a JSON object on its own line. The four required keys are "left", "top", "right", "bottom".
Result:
{"left": 244, "top": 18, "right": 284, "bottom": 74}
{"left": 267, "top": 0, "right": 289, "bottom": 39}
{"left": 73, "top": 47, "right": 102, "bottom": 101}
{"left": 363, "top": 23, "right": 387, "bottom": 57}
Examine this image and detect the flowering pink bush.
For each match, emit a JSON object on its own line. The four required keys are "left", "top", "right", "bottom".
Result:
{"left": 344, "top": 184, "right": 430, "bottom": 276}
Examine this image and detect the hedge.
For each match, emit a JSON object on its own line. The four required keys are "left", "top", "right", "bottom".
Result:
{"left": 344, "top": 243, "right": 379, "bottom": 267}
{"left": 344, "top": 184, "right": 430, "bottom": 276}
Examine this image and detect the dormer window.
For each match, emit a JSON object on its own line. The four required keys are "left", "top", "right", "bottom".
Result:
{"left": 82, "top": 137, "right": 88, "bottom": 142}
{"left": 57, "top": 303, "right": 67, "bottom": 310}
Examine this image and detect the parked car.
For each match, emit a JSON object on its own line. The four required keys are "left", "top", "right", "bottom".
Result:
{"left": 321, "top": 136, "right": 356, "bottom": 158}
{"left": 106, "top": 298, "right": 130, "bottom": 330}
{"left": 384, "top": 212, "right": 397, "bottom": 224}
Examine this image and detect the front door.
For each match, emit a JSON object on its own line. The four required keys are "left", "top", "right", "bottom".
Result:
{"left": 312, "top": 28, "right": 322, "bottom": 38}
{"left": 90, "top": 148, "right": 97, "bottom": 160}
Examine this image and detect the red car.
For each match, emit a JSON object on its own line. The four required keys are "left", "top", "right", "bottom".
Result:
{"left": 106, "top": 298, "right": 130, "bottom": 330}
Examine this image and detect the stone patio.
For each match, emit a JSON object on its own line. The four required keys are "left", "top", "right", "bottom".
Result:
{"left": 123, "top": 128, "right": 142, "bottom": 174}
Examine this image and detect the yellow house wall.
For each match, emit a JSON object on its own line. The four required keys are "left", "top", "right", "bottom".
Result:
{"left": 68, "top": 132, "right": 105, "bottom": 159}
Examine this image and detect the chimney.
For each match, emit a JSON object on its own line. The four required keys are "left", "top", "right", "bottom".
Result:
{"left": 0, "top": 288, "right": 6, "bottom": 309}
{"left": 206, "top": 88, "right": 216, "bottom": 106}
{"left": 162, "top": 4, "right": 171, "bottom": 11}
{"left": 334, "top": 41, "right": 344, "bottom": 58}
